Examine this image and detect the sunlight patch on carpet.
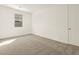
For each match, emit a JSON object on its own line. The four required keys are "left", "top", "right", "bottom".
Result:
{"left": 0, "top": 39, "right": 16, "bottom": 46}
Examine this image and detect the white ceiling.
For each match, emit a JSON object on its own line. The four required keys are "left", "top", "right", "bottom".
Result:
{"left": 21, "top": 4, "right": 53, "bottom": 13}
{"left": 2, "top": 4, "right": 54, "bottom": 13}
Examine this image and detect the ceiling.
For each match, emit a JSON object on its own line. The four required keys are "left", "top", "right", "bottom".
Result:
{"left": 2, "top": 4, "right": 54, "bottom": 13}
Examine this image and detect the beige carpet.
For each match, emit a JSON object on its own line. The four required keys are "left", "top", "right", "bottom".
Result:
{"left": 0, "top": 34, "right": 79, "bottom": 55}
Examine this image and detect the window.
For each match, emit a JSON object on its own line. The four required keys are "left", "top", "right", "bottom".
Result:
{"left": 15, "top": 13, "right": 23, "bottom": 27}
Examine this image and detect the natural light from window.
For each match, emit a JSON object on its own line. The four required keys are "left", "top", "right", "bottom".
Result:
{"left": 0, "top": 39, "right": 16, "bottom": 46}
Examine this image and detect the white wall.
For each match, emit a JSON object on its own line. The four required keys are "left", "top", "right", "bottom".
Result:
{"left": 32, "top": 5, "right": 68, "bottom": 43}
{"left": 0, "top": 6, "right": 32, "bottom": 39}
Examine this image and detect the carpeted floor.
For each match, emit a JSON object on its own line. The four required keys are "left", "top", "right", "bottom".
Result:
{"left": 0, "top": 34, "right": 79, "bottom": 55}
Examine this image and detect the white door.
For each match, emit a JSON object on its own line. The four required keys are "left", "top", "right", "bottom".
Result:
{"left": 69, "top": 5, "right": 79, "bottom": 46}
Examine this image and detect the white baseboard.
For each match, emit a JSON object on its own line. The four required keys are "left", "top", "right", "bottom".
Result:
{"left": 0, "top": 33, "right": 32, "bottom": 40}
{"left": 33, "top": 33, "right": 68, "bottom": 44}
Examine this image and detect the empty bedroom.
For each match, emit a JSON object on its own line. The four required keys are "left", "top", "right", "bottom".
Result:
{"left": 0, "top": 4, "right": 79, "bottom": 55}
